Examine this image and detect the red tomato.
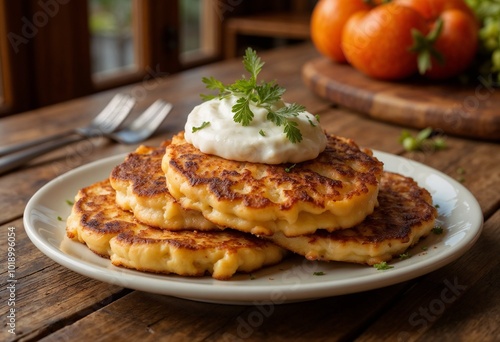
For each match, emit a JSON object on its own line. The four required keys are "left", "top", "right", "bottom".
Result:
{"left": 396, "top": 0, "right": 476, "bottom": 22}
{"left": 310, "top": 0, "right": 372, "bottom": 63}
{"left": 396, "top": 0, "right": 479, "bottom": 79}
{"left": 341, "top": 3, "right": 429, "bottom": 80}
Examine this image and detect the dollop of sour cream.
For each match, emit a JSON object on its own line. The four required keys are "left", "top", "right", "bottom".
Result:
{"left": 184, "top": 96, "right": 327, "bottom": 164}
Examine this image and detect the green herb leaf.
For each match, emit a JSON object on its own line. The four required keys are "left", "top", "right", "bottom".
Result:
{"left": 373, "top": 261, "right": 394, "bottom": 270}
{"left": 416, "top": 127, "right": 433, "bottom": 142}
{"left": 399, "top": 253, "right": 411, "bottom": 260}
{"left": 313, "top": 271, "right": 326, "bottom": 276}
{"left": 200, "top": 48, "right": 308, "bottom": 143}
{"left": 399, "top": 127, "right": 447, "bottom": 152}
{"left": 202, "top": 76, "right": 226, "bottom": 93}
{"left": 255, "top": 82, "right": 284, "bottom": 105}
{"left": 192, "top": 121, "right": 211, "bottom": 133}
{"left": 283, "top": 120, "right": 302, "bottom": 144}
{"left": 432, "top": 226, "right": 444, "bottom": 235}
{"left": 232, "top": 97, "right": 254, "bottom": 126}
{"left": 243, "top": 47, "right": 264, "bottom": 81}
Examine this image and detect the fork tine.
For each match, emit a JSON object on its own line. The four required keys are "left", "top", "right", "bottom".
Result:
{"left": 0, "top": 93, "right": 135, "bottom": 157}
{"left": 146, "top": 101, "right": 173, "bottom": 129}
{"left": 93, "top": 94, "right": 136, "bottom": 133}
{"left": 108, "top": 100, "right": 172, "bottom": 144}
{"left": 91, "top": 94, "right": 130, "bottom": 125}
{"left": 128, "top": 100, "right": 171, "bottom": 131}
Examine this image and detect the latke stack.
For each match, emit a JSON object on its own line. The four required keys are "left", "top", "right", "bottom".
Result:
{"left": 66, "top": 131, "right": 437, "bottom": 280}
{"left": 66, "top": 143, "right": 288, "bottom": 280}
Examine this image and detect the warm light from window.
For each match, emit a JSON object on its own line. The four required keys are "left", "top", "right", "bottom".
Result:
{"left": 0, "top": 57, "right": 3, "bottom": 106}
{"left": 180, "top": 0, "right": 201, "bottom": 54}
{"left": 88, "top": 0, "right": 136, "bottom": 78}
{"left": 180, "top": 0, "right": 218, "bottom": 65}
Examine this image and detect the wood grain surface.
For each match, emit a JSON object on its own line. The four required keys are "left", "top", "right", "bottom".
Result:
{"left": 302, "top": 57, "right": 500, "bottom": 141}
{"left": 0, "top": 43, "right": 498, "bottom": 342}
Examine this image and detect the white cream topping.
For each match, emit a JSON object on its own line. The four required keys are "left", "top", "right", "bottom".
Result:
{"left": 184, "top": 97, "right": 327, "bottom": 164}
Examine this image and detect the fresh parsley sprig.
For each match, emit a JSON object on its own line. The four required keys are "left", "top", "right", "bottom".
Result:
{"left": 200, "top": 48, "right": 306, "bottom": 143}
{"left": 399, "top": 127, "right": 446, "bottom": 152}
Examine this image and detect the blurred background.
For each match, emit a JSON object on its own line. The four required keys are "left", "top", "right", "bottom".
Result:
{"left": 0, "top": 0, "right": 316, "bottom": 116}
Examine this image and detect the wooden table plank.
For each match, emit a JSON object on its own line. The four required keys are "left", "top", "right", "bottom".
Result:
{"left": 0, "top": 219, "right": 127, "bottom": 342}
{"left": 40, "top": 283, "right": 413, "bottom": 341}
{"left": 0, "top": 42, "right": 498, "bottom": 342}
{"left": 350, "top": 209, "right": 500, "bottom": 341}
{"left": 401, "top": 138, "right": 500, "bottom": 218}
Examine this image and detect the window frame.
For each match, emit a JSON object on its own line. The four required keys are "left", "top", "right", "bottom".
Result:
{"left": 0, "top": 0, "right": 225, "bottom": 116}
{"left": 179, "top": 0, "right": 221, "bottom": 68}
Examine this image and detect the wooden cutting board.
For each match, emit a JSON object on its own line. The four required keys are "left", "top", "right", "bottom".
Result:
{"left": 302, "top": 57, "right": 500, "bottom": 141}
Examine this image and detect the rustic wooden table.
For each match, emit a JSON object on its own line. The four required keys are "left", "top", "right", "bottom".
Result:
{"left": 1, "top": 43, "right": 498, "bottom": 342}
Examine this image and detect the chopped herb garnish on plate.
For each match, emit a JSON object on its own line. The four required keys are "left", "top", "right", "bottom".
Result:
{"left": 432, "top": 226, "right": 444, "bottom": 235}
{"left": 373, "top": 261, "right": 394, "bottom": 270}
{"left": 399, "top": 253, "right": 411, "bottom": 260}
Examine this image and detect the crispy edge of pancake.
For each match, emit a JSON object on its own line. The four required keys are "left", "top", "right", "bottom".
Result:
{"left": 266, "top": 172, "right": 438, "bottom": 265}
{"left": 66, "top": 179, "right": 287, "bottom": 280}
{"left": 109, "top": 143, "right": 217, "bottom": 231}
{"left": 162, "top": 131, "right": 383, "bottom": 237}
{"left": 66, "top": 179, "right": 121, "bottom": 257}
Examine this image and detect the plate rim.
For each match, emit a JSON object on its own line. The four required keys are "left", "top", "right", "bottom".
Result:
{"left": 23, "top": 150, "right": 484, "bottom": 304}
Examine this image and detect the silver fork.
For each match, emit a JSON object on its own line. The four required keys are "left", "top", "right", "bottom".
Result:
{"left": 0, "top": 93, "right": 136, "bottom": 157}
{"left": 108, "top": 100, "right": 172, "bottom": 144}
{"left": 0, "top": 99, "right": 172, "bottom": 175}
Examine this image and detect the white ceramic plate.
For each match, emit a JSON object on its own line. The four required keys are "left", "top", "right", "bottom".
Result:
{"left": 24, "top": 151, "right": 483, "bottom": 305}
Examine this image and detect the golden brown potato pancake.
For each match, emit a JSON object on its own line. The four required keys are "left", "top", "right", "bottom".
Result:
{"left": 66, "top": 179, "right": 287, "bottom": 280}
{"left": 268, "top": 172, "right": 438, "bottom": 265}
{"left": 110, "top": 143, "right": 217, "bottom": 230}
{"left": 163, "top": 131, "right": 384, "bottom": 237}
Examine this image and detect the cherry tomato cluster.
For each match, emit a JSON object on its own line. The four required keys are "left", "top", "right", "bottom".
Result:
{"left": 310, "top": 0, "right": 479, "bottom": 81}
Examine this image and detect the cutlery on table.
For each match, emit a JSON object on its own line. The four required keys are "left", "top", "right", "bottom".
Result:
{"left": 0, "top": 99, "right": 172, "bottom": 175}
{"left": 0, "top": 93, "right": 136, "bottom": 157}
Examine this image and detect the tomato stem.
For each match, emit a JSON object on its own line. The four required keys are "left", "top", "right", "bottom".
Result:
{"left": 409, "top": 18, "right": 445, "bottom": 74}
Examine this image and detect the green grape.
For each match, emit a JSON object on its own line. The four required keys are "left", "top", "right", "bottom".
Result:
{"left": 492, "top": 49, "right": 500, "bottom": 70}
{"left": 466, "top": 0, "right": 500, "bottom": 85}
